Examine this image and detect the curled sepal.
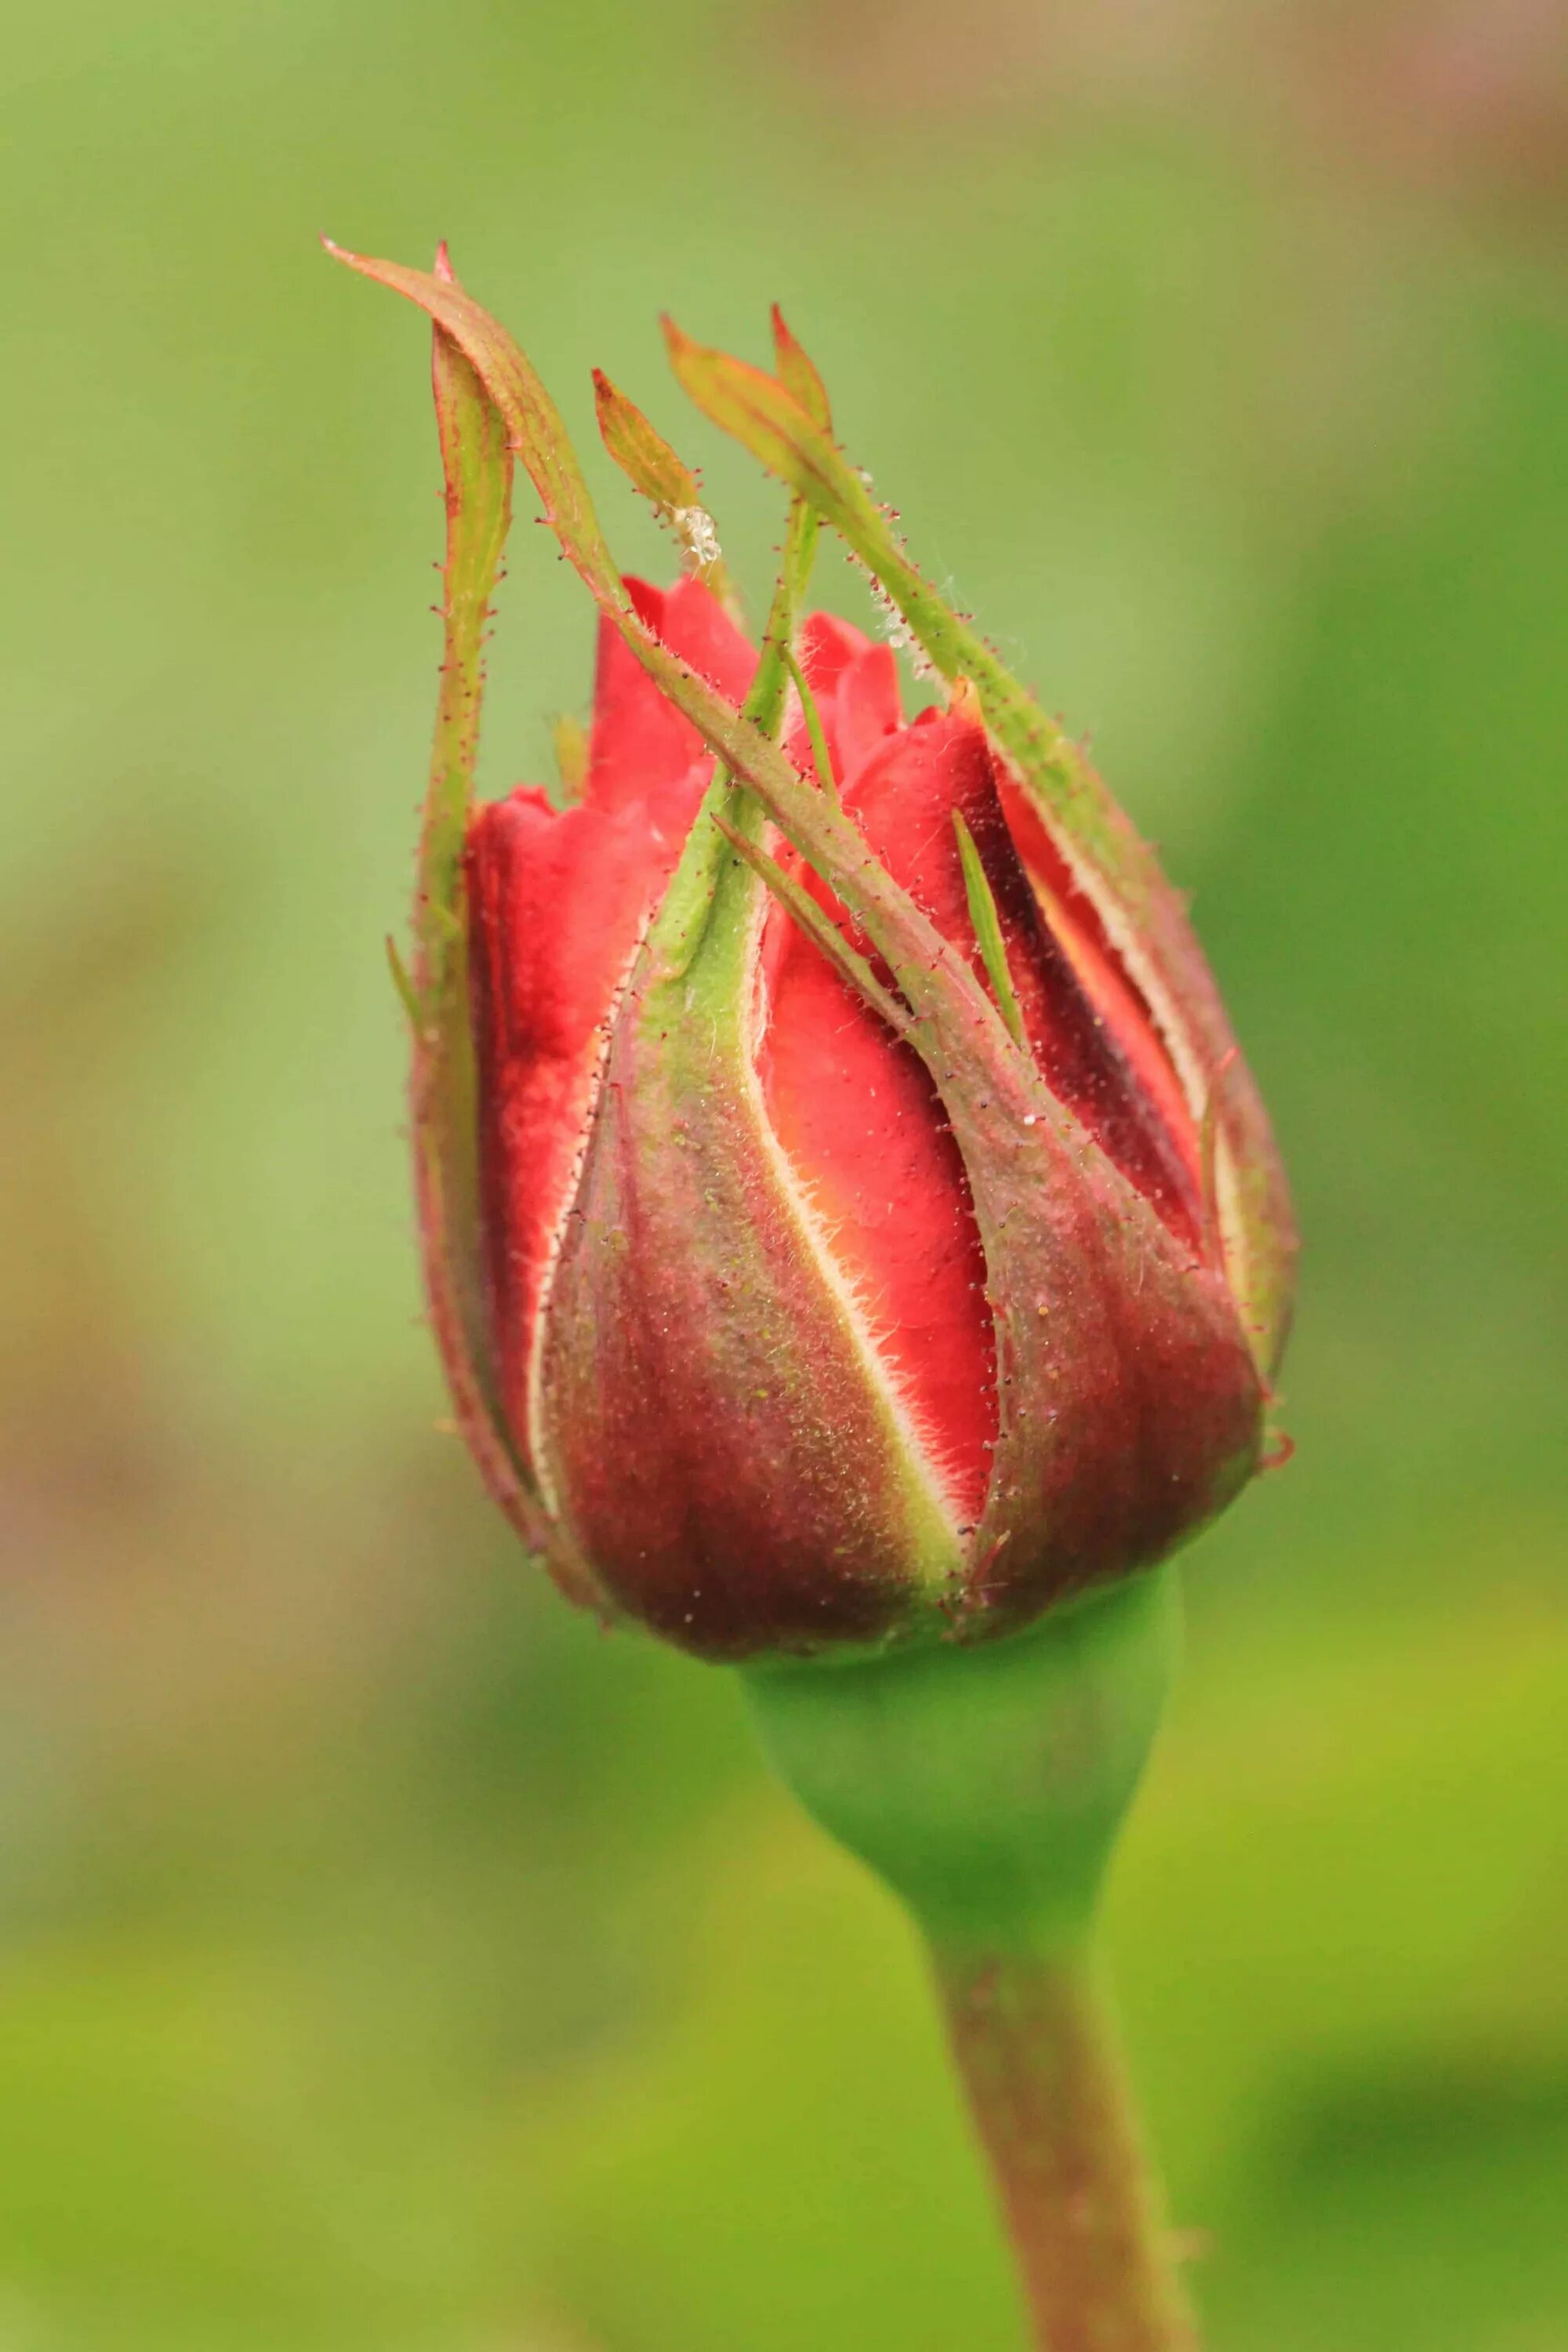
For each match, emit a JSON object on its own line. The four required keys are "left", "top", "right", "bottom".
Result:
{"left": 591, "top": 368, "right": 739, "bottom": 615}
{"left": 325, "top": 239, "right": 631, "bottom": 617}
{"left": 661, "top": 318, "right": 1297, "bottom": 1381}
{"left": 390, "top": 244, "right": 597, "bottom": 1603}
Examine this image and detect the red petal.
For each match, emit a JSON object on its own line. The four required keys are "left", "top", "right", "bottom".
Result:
{"left": 470, "top": 576, "right": 762, "bottom": 1475}
{"left": 586, "top": 575, "right": 754, "bottom": 818}
{"left": 787, "top": 615, "right": 905, "bottom": 789}
{"left": 466, "top": 779, "right": 703, "bottom": 1462}
{"left": 831, "top": 643, "right": 905, "bottom": 780}
{"left": 794, "top": 611, "right": 864, "bottom": 699}
{"left": 759, "top": 718, "right": 999, "bottom": 1528}
{"left": 659, "top": 572, "right": 757, "bottom": 701}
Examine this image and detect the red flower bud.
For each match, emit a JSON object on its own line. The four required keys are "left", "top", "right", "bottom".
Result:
{"left": 329, "top": 241, "right": 1296, "bottom": 1663}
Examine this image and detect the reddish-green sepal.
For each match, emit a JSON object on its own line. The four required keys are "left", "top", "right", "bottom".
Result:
{"left": 953, "top": 809, "right": 1026, "bottom": 1047}
{"left": 372, "top": 241, "right": 594, "bottom": 1598}
{"left": 661, "top": 316, "right": 1296, "bottom": 1381}
{"left": 532, "top": 477, "right": 965, "bottom": 1655}
{"left": 591, "top": 367, "right": 739, "bottom": 613}
{"left": 770, "top": 304, "right": 833, "bottom": 431}
{"left": 710, "top": 815, "right": 908, "bottom": 1036}
{"left": 325, "top": 239, "right": 630, "bottom": 617}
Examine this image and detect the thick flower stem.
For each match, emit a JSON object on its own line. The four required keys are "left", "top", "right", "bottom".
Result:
{"left": 742, "top": 1572, "right": 1196, "bottom": 2352}
{"left": 933, "top": 1939, "right": 1194, "bottom": 2351}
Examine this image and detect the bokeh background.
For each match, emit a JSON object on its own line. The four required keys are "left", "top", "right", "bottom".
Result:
{"left": 4, "top": 1, "right": 1566, "bottom": 2345}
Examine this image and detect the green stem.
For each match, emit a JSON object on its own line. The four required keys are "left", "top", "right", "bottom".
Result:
{"left": 742, "top": 1572, "right": 1196, "bottom": 2352}
{"left": 934, "top": 1940, "right": 1193, "bottom": 2351}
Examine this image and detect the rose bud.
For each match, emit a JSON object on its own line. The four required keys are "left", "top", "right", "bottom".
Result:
{"left": 328, "top": 242, "right": 1296, "bottom": 1665}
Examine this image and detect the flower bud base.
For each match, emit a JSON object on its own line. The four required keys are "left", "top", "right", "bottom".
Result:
{"left": 742, "top": 1572, "right": 1196, "bottom": 2352}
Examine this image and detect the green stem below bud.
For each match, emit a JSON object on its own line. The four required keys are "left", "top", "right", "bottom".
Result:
{"left": 934, "top": 1942, "right": 1196, "bottom": 2351}
{"left": 741, "top": 1572, "right": 1197, "bottom": 2352}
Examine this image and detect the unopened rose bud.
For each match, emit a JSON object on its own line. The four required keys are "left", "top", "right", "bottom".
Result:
{"left": 328, "top": 241, "right": 1295, "bottom": 1666}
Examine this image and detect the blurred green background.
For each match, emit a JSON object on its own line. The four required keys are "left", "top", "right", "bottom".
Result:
{"left": 3, "top": 2, "right": 1566, "bottom": 2346}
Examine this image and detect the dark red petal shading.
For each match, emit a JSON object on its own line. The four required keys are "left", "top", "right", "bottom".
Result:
{"left": 998, "top": 781, "right": 1203, "bottom": 1193}
{"left": 840, "top": 710, "right": 1202, "bottom": 1247}
{"left": 587, "top": 575, "right": 754, "bottom": 816}
{"left": 786, "top": 617, "right": 1199, "bottom": 1229}
{"left": 935, "top": 760, "right": 1205, "bottom": 1254}
{"left": 466, "top": 774, "right": 707, "bottom": 1463}
{"left": 760, "top": 707, "right": 1208, "bottom": 1528}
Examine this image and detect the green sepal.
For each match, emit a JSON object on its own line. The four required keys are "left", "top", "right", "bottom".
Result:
{"left": 532, "top": 472, "right": 967, "bottom": 1642}
{"left": 769, "top": 304, "right": 833, "bottom": 431}
{"left": 710, "top": 815, "right": 909, "bottom": 1039}
{"left": 636, "top": 481, "right": 816, "bottom": 979}
{"left": 549, "top": 710, "right": 589, "bottom": 803}
{"left": 325, "top": 239, "right": 631, "bottom": 612}
{"left": 661, "top": 318, "right": 1297, "bottom": 1380}
{"left": 384, "top": 932, "right": 420, "bottom": 1030}
{"left": 378, "top": 241, "right": 595, "bottom": 1598}
{"left": 953, "top": 808, "right": 1026, "bottom": 1047}
{"left": 591, "top": 366, "right": 739, "bottom": 615}
{"left": 782, "top": 644, "right": 840, "bottom": 806}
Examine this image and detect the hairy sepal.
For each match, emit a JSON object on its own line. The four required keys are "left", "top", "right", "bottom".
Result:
{"left": 537, "top": 499, "right": 964, "bottom": 1658}
{"left": 662, "top": 321, "right": 1296, "bottom": 1382}
{"left": 769, "top": 304, "right": 832, "bottom": 433}
{"left": 536, "top": 906, "right": 970, "bottom": 1658}
{"left": 592, "top": 367, "right": 739, "bottom": 614}
{"left": 398, "top": 247, "right": 596, "bottom": 1602}
{"left": 332, "top": 246, "right": 1265, "bottom": 1637}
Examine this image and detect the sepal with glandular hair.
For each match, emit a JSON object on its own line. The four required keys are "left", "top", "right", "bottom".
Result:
{"left": 662, "top": 320, "right": 1297, "bottom": 1381}
{"left": 392, "top": 244, "right": 597, "bottom": 1608}
{"left": 528, "top": 499, "right": 965, "bottom": 1657}
{"left": 329, "top": 239, "right": 1286, "bottom": 1661}
{"left": 591, "top": 366, "right": 740, "bottom": 618}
